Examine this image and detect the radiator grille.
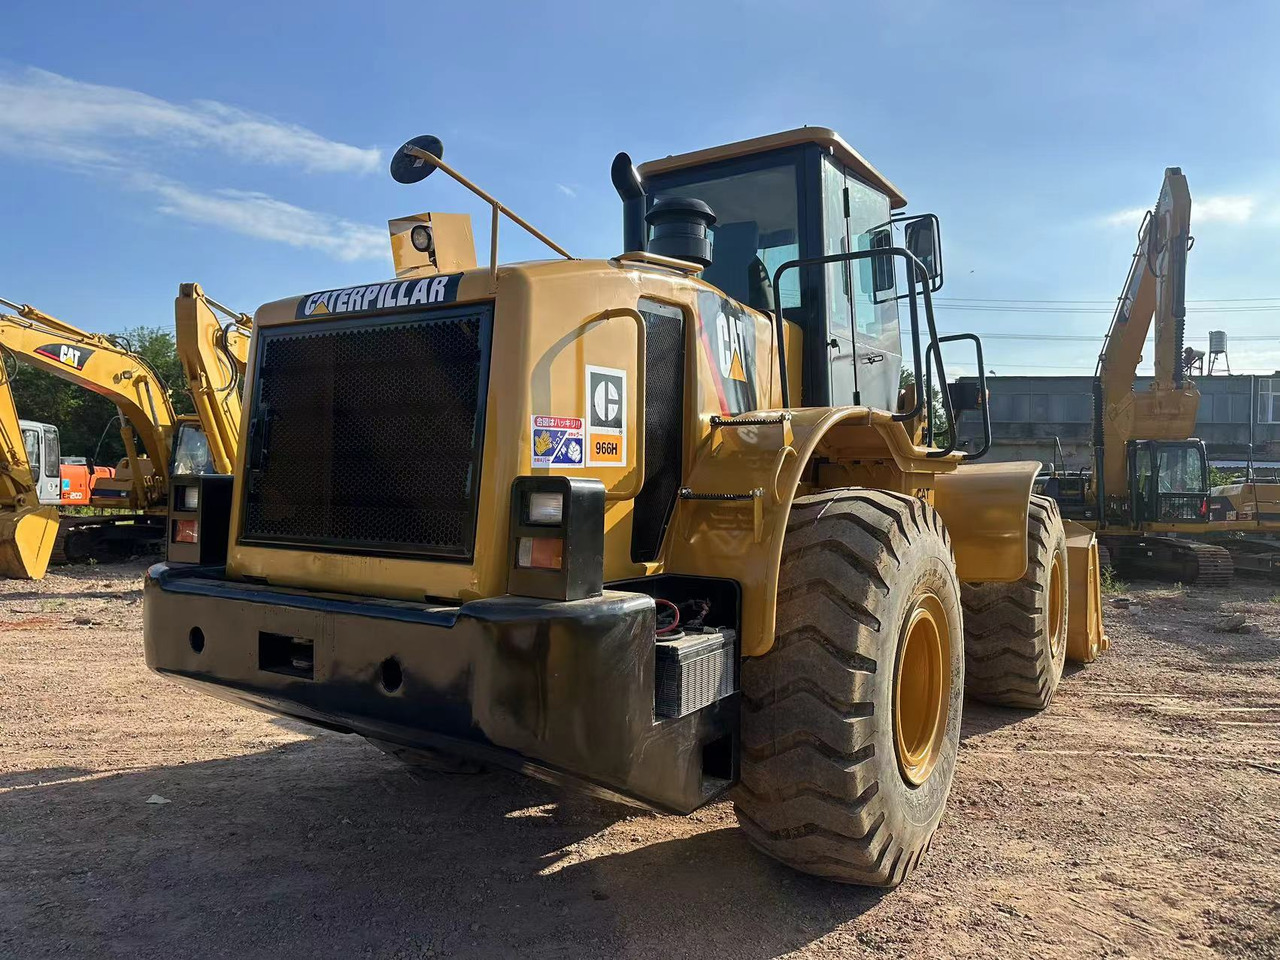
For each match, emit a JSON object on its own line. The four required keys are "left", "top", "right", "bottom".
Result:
{"left": 241, "top": 305, "right": 492, "bottom": 559}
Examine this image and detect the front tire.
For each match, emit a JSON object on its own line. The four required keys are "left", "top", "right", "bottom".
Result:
{"left": 960, "top": 495, "right": 1069, "bottom": 709}
{"left": 734, "top": 489, "right": 964, "bottom": 887}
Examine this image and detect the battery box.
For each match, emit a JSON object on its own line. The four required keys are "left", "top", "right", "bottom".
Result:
{"left": 654, "top": 627, "right": 737, "bottom": 719}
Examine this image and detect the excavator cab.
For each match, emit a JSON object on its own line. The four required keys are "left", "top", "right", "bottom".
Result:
{"left": 169, "top": 418, "right": 217, "bottom": 477}
{"left": 1127, "top": 439, "right": 1210, "bottom": 524}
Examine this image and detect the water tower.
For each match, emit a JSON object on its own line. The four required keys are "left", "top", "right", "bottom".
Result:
{"left": 1208, "top": 330, "right": 1230, "bottom": 374}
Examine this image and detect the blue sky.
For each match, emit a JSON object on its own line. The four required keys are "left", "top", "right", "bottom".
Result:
{"left": 2, "top": 0, "right": 1278, "bottom": 375}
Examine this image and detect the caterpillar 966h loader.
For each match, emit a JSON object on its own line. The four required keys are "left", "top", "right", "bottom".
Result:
{"left": 143, "top": 129, "right": 1106, "bottom": 886}
{"left": 0, "top": 287, "right": 248, "bottom": 576}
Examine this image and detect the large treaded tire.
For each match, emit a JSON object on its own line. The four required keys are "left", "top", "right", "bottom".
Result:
{"left": 734, "top": 489, "right": 964, "bottom": 887}
{"left": 960, "top": 495, "right": 1068, "bottom": 710}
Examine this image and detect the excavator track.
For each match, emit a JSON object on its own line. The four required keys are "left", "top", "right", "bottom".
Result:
{"left": 50, "top": 514, "right": 165, "bottom": 565}
{"left": 1102, "top": 535, "right": 1233, "bottom": 587}
{"left": 1216, "top": 538, "right": 1280, "bottom": 580}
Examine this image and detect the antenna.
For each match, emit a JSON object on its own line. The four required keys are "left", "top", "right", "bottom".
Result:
{"left": 389, "top": 136, "right": 572, "bottom": 283}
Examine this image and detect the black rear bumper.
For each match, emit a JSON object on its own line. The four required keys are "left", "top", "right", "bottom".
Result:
{"left": 142, "top": 563, "right": 737, "bottom": 813}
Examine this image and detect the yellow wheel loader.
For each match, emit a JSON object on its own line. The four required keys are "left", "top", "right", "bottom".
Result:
{"left": 142, "top": 129, "right": 1106, "bottom": 886}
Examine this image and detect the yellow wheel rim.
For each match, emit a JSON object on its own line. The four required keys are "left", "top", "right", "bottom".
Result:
{"left": 1048, "top": 553, "right": 1065, "bottom": 658}
{"left": 894, "top": 592, "right": 951, "bottom": 788}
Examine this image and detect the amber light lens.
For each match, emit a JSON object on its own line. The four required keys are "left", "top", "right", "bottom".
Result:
{"left": 173, "top": 519, "right": 198, "bottom": 544}
{"left": 516, "top": 536, "right": 562, "bottom": 570}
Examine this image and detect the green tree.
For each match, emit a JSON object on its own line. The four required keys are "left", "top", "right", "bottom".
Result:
{"left": 898, "top": 367, "right": 953, "bottom": 447}
{"left": 5, "top": 324, "right": 191, "bottom": 464}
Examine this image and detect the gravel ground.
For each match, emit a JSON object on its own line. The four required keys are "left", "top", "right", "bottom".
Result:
{"left": 1, "top": 562, "right": 1278, "bottom": 959}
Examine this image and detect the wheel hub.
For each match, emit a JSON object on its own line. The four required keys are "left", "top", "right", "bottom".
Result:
{"left": 894, "top": 592, "right": 951, "bottom": 787}
{"left": 1048, "top": 554, "right": 1065, "bottom": 659}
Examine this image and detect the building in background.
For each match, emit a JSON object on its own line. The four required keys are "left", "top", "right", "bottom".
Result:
{"left": 955, "top": 373, "right": 1280, "bottom": 472}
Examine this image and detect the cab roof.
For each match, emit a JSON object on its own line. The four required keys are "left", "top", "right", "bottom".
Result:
{"left": 637, "top": 126, "right": 908, "bottom": 210}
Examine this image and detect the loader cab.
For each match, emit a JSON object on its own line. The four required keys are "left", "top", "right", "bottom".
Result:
{"left": 635, "top": 128, "right": 942, "bottom": 413}
{"left": 1128, "top": 439, "right": 1210, "bottom": 524}
{"left": 18, "top": 418, "right": 61, "bottom": 506}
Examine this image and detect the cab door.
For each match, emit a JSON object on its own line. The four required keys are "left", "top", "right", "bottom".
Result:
{"left": 820, "top": 158, "right": 858, "bottom": 404}
{"left": 37, "top": 425, "right": 61, "bottom": 505}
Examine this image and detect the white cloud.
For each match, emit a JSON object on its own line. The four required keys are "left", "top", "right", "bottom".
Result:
{"left": 1196, "top": 195, "right": 1255, "bottom": 223}
{"left": 1102, "top": 206, "right": 1150, "bottom": 228}
{"left": 1103, "top": 194, "right": 1256, "bottom": 228}
{"left": 0, "top": 67, "right": 380, "bottom": 174}
{"left": 145, "top": 178, "right": 386, "bottom": 261}
{"left": 555, "top": 183, "right": 577, "bottom": 198}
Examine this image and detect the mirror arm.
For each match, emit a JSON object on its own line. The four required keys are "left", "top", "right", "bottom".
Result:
{"left": 403, "top": 145, "right": 573, "bottom": 279}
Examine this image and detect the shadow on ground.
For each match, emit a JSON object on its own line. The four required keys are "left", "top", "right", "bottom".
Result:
{"left": 0, "top": 735, "right": 887, "bottom": 960}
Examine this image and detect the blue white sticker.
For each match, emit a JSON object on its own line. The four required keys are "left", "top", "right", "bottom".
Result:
{"left": 530, "top": 416, "right": 584, "bottom": 469}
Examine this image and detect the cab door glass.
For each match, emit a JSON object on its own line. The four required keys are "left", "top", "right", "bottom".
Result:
{"left": 22, "top": 428, "right": 40, "bottom": 473}
{"left": 820, "top": 158, "right": 854, "bottom": 338}
{"left": 845, "top": 177, "right": 900, "bottom": 348}
{"left": 43, "top": 427, "right": 60, "bottom": 478}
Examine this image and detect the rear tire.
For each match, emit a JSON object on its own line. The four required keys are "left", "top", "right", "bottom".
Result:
{"left": 734, "top": 489, "right": 964, "bottom": 887}
{"left": 960, "top": 495, "right": 1068, "bottom": 710}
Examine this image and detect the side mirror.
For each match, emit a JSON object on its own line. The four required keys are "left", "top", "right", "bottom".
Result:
{"left": 390, "top": 135, "right": 445, "bottom": 184}
{"left": 904, "top": 215, "right": 943, "bottom": 289}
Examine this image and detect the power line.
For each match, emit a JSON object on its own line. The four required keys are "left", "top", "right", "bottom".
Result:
{"left": 935, "top": 296, "right": 1280, "bottom": 305}
{"left": 932, "top": 330, "right": 1280, "bottom": 343}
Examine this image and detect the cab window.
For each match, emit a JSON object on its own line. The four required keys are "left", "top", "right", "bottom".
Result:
{"left": 1157, "top": 445, "right": 1205, "bottom": 493}
{"left": 171, "top": 422, "right": 215, "bottom": 476}
{"left": 650, "top": 163, "right": 800, "bottom": 314}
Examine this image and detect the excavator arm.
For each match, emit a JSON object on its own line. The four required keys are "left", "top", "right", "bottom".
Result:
{"left": 174, "top": 283, "right": 249, "bottom": 475}
{"left": 1094, "top": 168, "right": 1198, "bottom": 506}
{"left": 0, "top": 358, "right": 60, "bottom": 577}
{"left": 0, "top": 297, "right": 178, "bottom": 509}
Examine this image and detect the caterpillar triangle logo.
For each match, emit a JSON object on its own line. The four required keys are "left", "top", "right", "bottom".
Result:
{"left": 728, "top": 350, "right": 747, "bottom": 383}
{"left": 716, "top": 312, "right": 749, "bottom": 383}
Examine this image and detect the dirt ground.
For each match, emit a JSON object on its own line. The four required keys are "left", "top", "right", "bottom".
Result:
{"left": 1, "top": 563, "right": 1278, "bottom": 960}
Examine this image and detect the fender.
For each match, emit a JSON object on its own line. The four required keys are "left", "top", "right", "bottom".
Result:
{"left": 666, "top": 406, "right": 965, "bottom": 657}
{"left": 933, "top": 460, "right": 1040, "bottom": 583}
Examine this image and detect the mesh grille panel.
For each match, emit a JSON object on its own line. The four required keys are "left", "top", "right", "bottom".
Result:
{"left": 631, "top": 301, "right": 685, "bottom": 562}
{"left": 242, "top": 305, "right": 492, "bottom": 559}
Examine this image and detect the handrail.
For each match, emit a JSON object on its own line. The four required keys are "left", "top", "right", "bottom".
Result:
{"left": 768, "top": 247, "right": 945, "bottom": 432}
{"left": 924, "top": 332, "right": 990, "bottom": 460}
{"left": 580, "top": 307, "right": 647, "bottom": 502}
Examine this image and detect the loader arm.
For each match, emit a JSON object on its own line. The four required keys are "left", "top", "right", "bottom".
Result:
{"left": 174, "top": 283, "right": 247, "bottom": 475}
{"left": 1094, "top": 168, "right": 1198, "bottom": 504}
{"left": 0, "top": 300, "right": 178, "bottom": 505}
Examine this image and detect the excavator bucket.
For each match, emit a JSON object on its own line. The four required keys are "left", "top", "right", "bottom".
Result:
{"left": 1063, "top": 520, "right": 1109, "bottom": 663}
{"left": 0, "top": 504, "right": 60, "bottom": 579}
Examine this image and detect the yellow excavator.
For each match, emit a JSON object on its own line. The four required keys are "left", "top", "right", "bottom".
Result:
{"left": 1040, "top": 168, "right": 1261, "bottom": 583}
{"left": 0, "top": 285, "right": 248, "bottom": 577}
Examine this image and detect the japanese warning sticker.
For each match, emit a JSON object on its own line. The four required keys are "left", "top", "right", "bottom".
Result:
{"left": 531, "top": 416, "right": 584, "bottom": 468}
{"left": 585, "top": 365, "right": 627, "bottom": 466}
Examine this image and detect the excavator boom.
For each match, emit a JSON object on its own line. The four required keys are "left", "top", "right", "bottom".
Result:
{"left": 0, "top": 298, "right": 178, "bottom": 509}
{"left": 174, "top": 283, "right": 247, "bottom": 474}
{"left": 1095, "top": 168, "right": 1197, "bottom": 501}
